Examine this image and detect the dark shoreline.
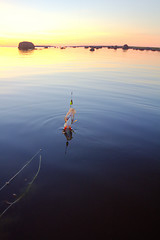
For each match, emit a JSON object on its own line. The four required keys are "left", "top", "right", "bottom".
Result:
{"left": 34, "top": 44, "right": 160, "bottom": 52}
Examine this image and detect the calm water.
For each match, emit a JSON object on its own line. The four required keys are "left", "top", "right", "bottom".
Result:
{"left": 0, "top": 47, "right": 160, "bottom": 239}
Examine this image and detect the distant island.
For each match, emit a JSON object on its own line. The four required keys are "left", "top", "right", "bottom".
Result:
{"left": 18, "top": 41, "right": 160, "bottom": 52}
{"left": 18, "top": 41, "right": 35, "bottom": 50}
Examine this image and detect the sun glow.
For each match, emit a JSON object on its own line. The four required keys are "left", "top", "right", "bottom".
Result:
{"left": 0, "top": 1, "right": 160, "bottom": 47}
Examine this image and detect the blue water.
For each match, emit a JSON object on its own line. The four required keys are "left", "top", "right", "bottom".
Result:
{"left": 0, "top": 47, "right": 160, "bottom": 239}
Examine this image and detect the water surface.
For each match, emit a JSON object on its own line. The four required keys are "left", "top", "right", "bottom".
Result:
{"left": 0, "top": 47, "right": 160, "bottom": 239}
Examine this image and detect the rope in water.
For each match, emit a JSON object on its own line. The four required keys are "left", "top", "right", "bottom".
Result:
{"left": 0, "top": 154, "right": 42, "bottom": 218}
{"left": 0, "top": 149, "right": 42, "bottom": 192}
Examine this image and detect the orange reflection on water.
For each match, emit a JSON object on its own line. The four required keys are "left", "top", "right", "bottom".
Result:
{"left": 0, "top": 47, "right": 160, "bottom": 79}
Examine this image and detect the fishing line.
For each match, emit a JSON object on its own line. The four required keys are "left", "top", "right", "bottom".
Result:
{"left": 0, "top": 154, "right": 42, "bottom": 218}
{"left": 0, "top": 149, "right": 42, "bottom": 192}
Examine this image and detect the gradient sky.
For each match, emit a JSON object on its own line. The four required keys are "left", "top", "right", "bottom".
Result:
{"left": 0, "top": 0, "right": 160, "bottom": 47}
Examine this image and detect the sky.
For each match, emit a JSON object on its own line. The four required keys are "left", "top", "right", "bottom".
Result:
{"left": 0, "top": 0, "right": 160, "bottom": 47}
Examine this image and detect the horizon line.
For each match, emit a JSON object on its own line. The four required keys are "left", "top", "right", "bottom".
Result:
{"left": 1, "top": 44, "right": 160, "bottom": 48}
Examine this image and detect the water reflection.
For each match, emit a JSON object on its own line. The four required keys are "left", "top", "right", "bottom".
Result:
{"left": 63, "top": 128, "right": 74, "bottom": 155}
{"left": 18, "top": 49, "right": 35, "bottom": 55}
{"left": 1, "top": 47, "right": 160, "bottom": 79}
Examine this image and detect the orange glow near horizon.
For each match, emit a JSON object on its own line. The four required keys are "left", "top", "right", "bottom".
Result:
{"left": 1, "top": 29, "right": 160, "bottom": 48}
{"left": 1, "top": 37, "right": 160, "bottom": 49}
